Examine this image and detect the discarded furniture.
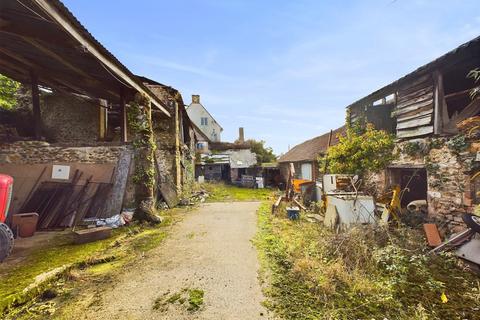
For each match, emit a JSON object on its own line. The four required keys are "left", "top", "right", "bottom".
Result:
{"left": 321, "top": 174, "right": 376, "bottom": 229}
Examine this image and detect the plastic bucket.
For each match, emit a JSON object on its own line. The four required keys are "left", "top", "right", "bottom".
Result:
{"left": 286, "top": 207, "right": 300, "bottom": 220}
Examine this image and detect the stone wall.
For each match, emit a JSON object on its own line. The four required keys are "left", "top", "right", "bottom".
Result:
{"left": 42, "top": 92, "right": 100, "bottom": 143}
{"left": 370, "top": 136, "right": 477, "bottom": 232}
{"left": 0, "top": 141, "right": 124, "bottom": 164}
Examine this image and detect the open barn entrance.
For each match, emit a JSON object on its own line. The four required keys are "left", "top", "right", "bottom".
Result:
{"left": 387, "top": 167, "right": 428, "bottom": 207}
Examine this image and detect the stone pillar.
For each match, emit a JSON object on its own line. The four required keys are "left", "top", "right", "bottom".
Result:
{"left": 129, "top": 93, "right": 160, "bottom": 223}
{"left": 174, "top": 100, "right": 182, "bottom": 194}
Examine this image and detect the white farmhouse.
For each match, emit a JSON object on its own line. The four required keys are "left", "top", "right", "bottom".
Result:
{"left": 186, "top": 95, "right": 223, "bottom": 143}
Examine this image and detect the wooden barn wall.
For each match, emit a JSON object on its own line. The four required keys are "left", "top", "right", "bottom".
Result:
{"left": 348, "top": 104, "right": 365, "bottom": 126}
{"left": 393, "top": 74, "right": 434, "bottom": 139}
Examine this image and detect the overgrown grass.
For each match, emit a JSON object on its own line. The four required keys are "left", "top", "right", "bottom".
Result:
{"left": 201, "top": 182, "right": 273, "bottom": 202}
{"left": 0, "top": 208, "right": 182, "bottom": 319}
{"left": 254, "top": 202, "right": 480, "bottom": 320}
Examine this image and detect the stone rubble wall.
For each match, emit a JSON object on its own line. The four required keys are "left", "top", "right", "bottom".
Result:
{"left": 42, "top": 92, "right": 100, "bottom": 143}
{"left": 369, "top": 137, "right": 477, "bottom": 232}
{"left": 0, "top": 141, "right": 125, "bottom": 164}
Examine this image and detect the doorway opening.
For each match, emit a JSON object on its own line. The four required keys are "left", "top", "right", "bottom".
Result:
{"left": 387, "top": 167, "right": 428, "bottom": 207}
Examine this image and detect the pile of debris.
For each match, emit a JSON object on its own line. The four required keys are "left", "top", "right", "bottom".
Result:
{"left": 179, "top": 190, "right": 210, "bottom": 206}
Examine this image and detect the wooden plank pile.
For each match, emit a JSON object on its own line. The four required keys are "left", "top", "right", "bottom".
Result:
{"left": 20, "top": 169, "right": 114, "bottom": 230}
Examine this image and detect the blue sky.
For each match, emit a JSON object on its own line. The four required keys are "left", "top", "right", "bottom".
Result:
{"left": 63, "top": 0, "right": 480, "bottom": 155}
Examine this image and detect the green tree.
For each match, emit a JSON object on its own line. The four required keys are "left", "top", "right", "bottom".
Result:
{"left": 0, "top": 74, "right": 20, "bottom": 110}
{"left": 324, "top": 123, "right": 396, "bottom": 176}
{"left": 246, "top": 139, "right": 276, "bottom": 164}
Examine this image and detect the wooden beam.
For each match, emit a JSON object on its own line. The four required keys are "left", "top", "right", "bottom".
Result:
{"left": 20, "top": 36, "right": 92, "bottom": 78}
{"left": 32, "top": 0, "right": 170, "bottom": 117}
{"left": 17, "top": 35, "right": 120, "bottom": 99}
{"left": 98, "top": 99, "right": 108, "bottom": 140}
{"left": 433, "top": 71, "right": 443, "bottom": 134}
{"left": 444, "top": 87, "right": 477, "bottom": 100}
{"left": 30, "top": 70, "right": 41, "bottom": 139}
{"left": 0, "top": 47, "right": 117, "bottom": 100}
{"left": 120, "top": 89, "right": 128, "bottom": 143}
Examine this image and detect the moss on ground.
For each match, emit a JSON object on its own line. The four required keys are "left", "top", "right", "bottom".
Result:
{"left": 0, "top": 208, "right": 183, "bottom": 320}
{"left": 254, "top": 202, "right": 480, "bottom": 320}
{"left": 152, "top": 287, "right": 204, "bottom": 313}
{"left": 201, "top": 182, "right": 273, "bottom": 202}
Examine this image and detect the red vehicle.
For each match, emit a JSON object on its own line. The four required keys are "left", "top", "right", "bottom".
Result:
{"left": 0, "top": 174, "right": 14, "bottom": 262}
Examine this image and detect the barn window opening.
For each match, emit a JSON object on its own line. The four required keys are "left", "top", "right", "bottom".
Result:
{"left": 442, "top": 61, "right": 480, "bottom": 132}
{"left": 364, "top": 93, "right": 396, "bottom": 134}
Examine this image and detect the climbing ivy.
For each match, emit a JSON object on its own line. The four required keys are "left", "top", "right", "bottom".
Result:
{"left": 128, "top": 95, "right": 157, "bottom": 190}
{"left": 446, "top": 134, "right": 469, "bottom": 155}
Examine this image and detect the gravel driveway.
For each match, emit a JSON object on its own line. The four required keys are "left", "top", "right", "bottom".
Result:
{"left": 78, "top": 202, "right": 270, "bottom": 320}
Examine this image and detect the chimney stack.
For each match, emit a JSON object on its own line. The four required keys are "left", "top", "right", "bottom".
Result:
{"left": 238, "top": 127, "right": 245, "bottom": 143}
{"left": 192, "top": 94, "right": 200, "bottom": 104}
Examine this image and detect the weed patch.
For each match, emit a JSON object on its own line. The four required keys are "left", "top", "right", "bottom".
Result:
{"left": 254, "top": 202, "right": 480, "bottom": 319}
{"left": 187, "top": 288, "right": 204, "bottom": 311}
{"left": 153, "top": 288, "right": 204, "bottom": 313}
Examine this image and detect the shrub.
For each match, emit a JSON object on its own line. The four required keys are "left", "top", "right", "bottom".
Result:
{"left": 324, "top": 123, "right": 396, "bottom": 176}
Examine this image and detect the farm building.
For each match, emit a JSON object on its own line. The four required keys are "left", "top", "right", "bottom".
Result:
{"left": 278, "top": 127, "right": 345, "bottom": 182}
{"left": 0, "top": 0, "right": 195, "bottom": 229}
{"left": 346, "top": 35, "right": 480, "bottom": 232}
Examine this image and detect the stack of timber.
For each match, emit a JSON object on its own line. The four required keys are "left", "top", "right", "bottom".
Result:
{"left": 393, "top": 74, "right": 434, "bottom": 138}
{"left": 20, "top": 169, "right": 114, "bottom": 229}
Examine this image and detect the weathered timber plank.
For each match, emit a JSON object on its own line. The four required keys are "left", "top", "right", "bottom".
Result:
{"left": 399, "top": 81, "right": 432, "bottom": 97}
{"left": 396, "top": 92, "right": 433, "bottom": 109}
{"left": 397, "top": 87, "right": 433, "bottom": 104}
{"left": 396, "top": 125, "right": 433, "bottom": 138}
{"left": 103, "top": 148, "right": 133, "bottom": 218}
{"left": 396, "top": 115, "right": 432, "bottom": 130}
{"left": 396, "top": 108, "right": 433, "bottom": 122}
{"left": 398, "top": 74, "right": 432, "bottom": 94}
{"left": 393, "top": 100, "right": 433, "bottom": 116}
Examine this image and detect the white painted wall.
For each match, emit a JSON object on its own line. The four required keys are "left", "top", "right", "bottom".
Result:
{"left": 187, "top": 98, "right": 222, "bottom": 142}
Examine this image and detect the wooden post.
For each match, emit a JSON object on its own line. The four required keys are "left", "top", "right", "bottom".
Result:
{"left": 433, "top": 70, "right": 445, "bottom": 134}
{"left": 30, "top": 71, "right": 41, "bottom": 139}
{"left": 98, "top": 99, "right": 108, "bottom": 140}
{"left": 323, "top": 129, "right": 333, "bottom": 174}
{"left": 120, "top": 89, "right": 128, "bottom": 143}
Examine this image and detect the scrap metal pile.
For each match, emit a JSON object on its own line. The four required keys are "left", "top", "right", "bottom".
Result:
{"left": 272, "top": 162, "right": 480, "bottom": 269}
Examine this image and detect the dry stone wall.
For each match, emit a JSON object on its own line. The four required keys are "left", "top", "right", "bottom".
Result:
{"left": 0, "top": 141, "right": 124, "bottom": 164}
{"left": 371, "top": 136, "right": 477, "bottom": 232}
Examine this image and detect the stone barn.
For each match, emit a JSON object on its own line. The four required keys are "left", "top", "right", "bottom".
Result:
{"left": 345, "top": 35, "right": 480, "bottom": 232}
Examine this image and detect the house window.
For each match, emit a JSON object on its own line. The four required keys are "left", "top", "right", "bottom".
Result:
{"left": 201, "top": 117, "right": 208, "bottom": 126}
